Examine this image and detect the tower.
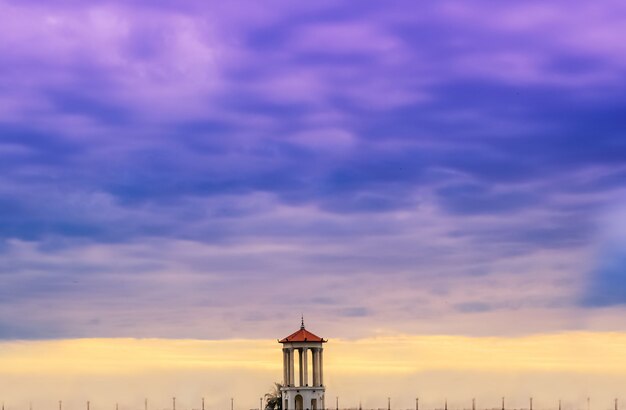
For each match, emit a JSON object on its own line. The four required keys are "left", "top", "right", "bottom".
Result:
{"left": 279, "top": 318, "right": 327, "bottom": 410}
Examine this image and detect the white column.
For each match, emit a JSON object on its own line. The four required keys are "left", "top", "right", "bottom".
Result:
{"left": 302, "top": 347, "right": 308, "bottom": 386}
{"left": 311, "top": 349, "right": 317, "bottom": 386}
{"left": 314, "top": 348, "right": 320, "bottom": 386}
{"left": 318, "top": 348, "right": 322, "bottom": 386}
{"left": 283, "top": 348, "right": 288, "bottom": 386}
{"left": 298, "top": 348, "right": 303, "bottom": 386}
{"left": 289, "top": 348, "right": 295, "bottom": 386}
{"left": 319, "top": 349, "right": 324, "bottom": 386}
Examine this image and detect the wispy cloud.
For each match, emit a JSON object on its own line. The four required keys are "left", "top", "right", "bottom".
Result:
{"left": 0, "top": 0, "right": 625, "bottom": 339}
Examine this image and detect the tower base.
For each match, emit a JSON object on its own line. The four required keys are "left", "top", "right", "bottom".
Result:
{"left": 281, "top": 386, "right": 325, "bottom": 410}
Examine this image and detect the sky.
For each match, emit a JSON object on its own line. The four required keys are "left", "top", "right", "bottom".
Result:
{"left": 1, "top": 0, "right": 626, "bottom": 407}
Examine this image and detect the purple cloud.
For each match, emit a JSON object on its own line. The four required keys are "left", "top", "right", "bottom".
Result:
{"left": 1, "top": 0, "right": 626, "bottom": 338}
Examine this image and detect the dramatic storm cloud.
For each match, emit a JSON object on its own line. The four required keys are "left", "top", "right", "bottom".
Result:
{"left": 1, "top": 0, "right": 626, "bottom": 339}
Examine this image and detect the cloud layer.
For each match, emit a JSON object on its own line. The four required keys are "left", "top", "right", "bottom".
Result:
{"left": 1, "top": 0, "right": 626, "bottom": 339}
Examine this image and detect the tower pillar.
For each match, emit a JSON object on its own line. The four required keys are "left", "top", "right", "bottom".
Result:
{"left": 289, "top": 348, "right": 295, "bottom": 386}
{"left": 283, "top": 348, "right": 289, "bottom": 386}
{"left": 298, "top": 348, "right": 303, "bottom": 386}
{"left": 302, "top": 347, "right": 309, "bottom": 386}
{"left": 319, "top": 348, "right": 324, "bottom": 386}
{"left": 311, "top": 348, "right": 318, "bottom": 386}
{"left": 315, "top": 348, "right": 321, "bottom": 386}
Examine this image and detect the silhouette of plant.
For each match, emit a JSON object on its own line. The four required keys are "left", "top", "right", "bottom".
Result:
{"left": 264, "top": 382, "right": 283, "bottom": 410}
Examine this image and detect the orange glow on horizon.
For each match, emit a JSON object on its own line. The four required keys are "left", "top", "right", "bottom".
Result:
{"left": 2, "top": 332, "right": 626, "bottom": 375}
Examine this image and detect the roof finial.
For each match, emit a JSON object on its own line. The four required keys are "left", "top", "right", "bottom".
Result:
{"left": 301, "top": 314, "right": 305, "bottom": 329}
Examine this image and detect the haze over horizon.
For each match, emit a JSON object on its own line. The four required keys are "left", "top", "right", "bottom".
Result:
{"left": 1, "top": 0, "right": 626, "bottom": 407}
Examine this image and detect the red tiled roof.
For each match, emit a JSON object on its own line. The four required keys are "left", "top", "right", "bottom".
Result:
{"left": 279, "top": 327, "right": 326, "bottom": 343}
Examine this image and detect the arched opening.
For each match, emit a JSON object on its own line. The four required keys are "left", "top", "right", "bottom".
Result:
{"left": 311, "top": 399, "right": 318, "bottom": 410}
{"left": 295, "top": 395, "right": 303, "bottom": 410}
{"left": 284, "top": 400, "right": 288, "bottom": 410}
